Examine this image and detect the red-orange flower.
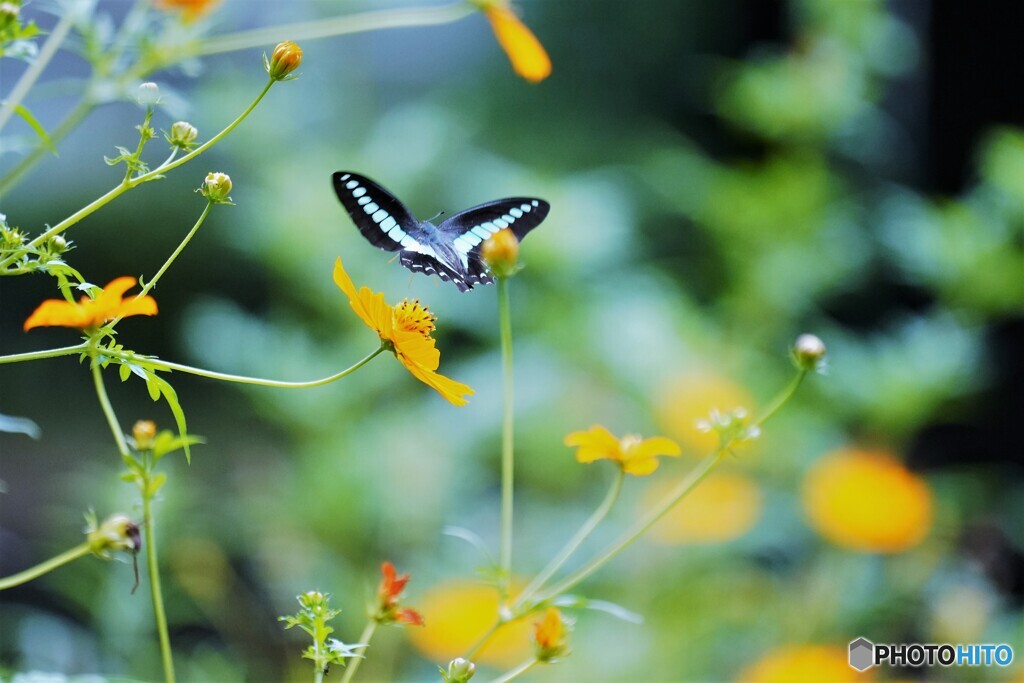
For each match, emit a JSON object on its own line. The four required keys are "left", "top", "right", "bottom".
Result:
{"left": 333, "top": 257, "right": 474, "bottom": 406}
{"left": 376, "top": 561, "right": 424, "bottom": 627}
{"left": 24, "top": 277, "right": 157, "bottom": 332}
{"left": 479, "top": 1, "right": 551, "bottom": 83}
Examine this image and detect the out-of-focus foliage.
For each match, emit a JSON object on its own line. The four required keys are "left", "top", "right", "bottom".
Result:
{"left": 2, "top": 0, "right": 1023, "bottom": 681}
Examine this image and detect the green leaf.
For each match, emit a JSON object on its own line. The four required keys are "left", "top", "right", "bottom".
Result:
{"left": 119, "top": 363, "right": 131, "bottom": 382}
{"left": 152, "top": 429, "right": 204, "bottom": 462}
{"left": 551, "top": 595, "right": 644, "bottom": 624}
{"left": 148, "top": 373, "right": 193, "bottom": 464}
{"left": 148, "top": 472, "right": 167, "bottom": 497}
{"left": 12, "top": 104, "right": 57, "bottom": 156}
{"left": 144, "top": 371, "right": 160, "bottom": 401}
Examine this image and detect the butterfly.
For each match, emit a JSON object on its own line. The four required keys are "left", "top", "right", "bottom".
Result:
{"left": 333, "top": 171, "right": 550, "bottom": 292}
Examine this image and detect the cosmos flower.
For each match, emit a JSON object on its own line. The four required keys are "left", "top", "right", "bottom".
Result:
{"left": 565, "top": 425, "right": 681, "bottom": 476}
{"left": 24, "top": 277, "right": 157, "bottom": 331}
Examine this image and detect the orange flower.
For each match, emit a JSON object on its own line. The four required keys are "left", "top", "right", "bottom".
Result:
{"left": 155, "top": 0, "right": 220, "bottom": 21}
{"left": 803, "top": 447, "right": 933, "bottom": 553}
{"left": 480, "top": 2, "right": 551, "bottom": 83}
{"left": 533, "top": 607, "right": 569, "bottom": 661}
{"left": 333, "top": 258, "right": 474, "bottom": 406}
{"left": 737, "top": 645, "right": 870, "bottom": 682}
{"left": 376, "top": 561, "right": 424, "bottom": 627}
{"left": 24, "top": 277, "right": 157, "bottom": 332}
{"left": 564, "top": 425, "right": 681, "bottom": 476}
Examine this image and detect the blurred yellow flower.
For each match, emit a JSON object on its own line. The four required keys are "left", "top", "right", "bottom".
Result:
{"left": 333, "top": 257, "right": 474, "bottom": 406}
{"left": 657, "top": 372, "right": 755, "bottom": 454}
{"left": 564, "top": 425, "right": 681, "bottom": 476}
{"left": 803, "top": 447, "right": 933, "bottom": 553}
{"left": 24, "top": 276, "right": 157, "bottom": 331}
{"left": 407, "top": 581, "right": 531, "bottom": 667}
{"left": 478, "top": 1, "right": 551, "bottom": 83}
{"left": 645, "top": 472, "right": 762, "bottom": 544}
{"left": 737, "top": 645, "right": 870, "bottom": 682}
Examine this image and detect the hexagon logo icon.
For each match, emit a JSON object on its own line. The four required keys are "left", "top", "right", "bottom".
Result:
{"left": 849, "top": 637, "right": 875, "bottom": 671}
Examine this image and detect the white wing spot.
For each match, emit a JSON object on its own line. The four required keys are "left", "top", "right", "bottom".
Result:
{"left": 493, "top": 219, "right": 508, "bottom": 229}
{"left": 501, "top": 214, "right": 515, "bottom": 224}
{"left": 340, "top": 174, "right": 351, "bottom": 181}
{"left": 465, "top": 233, "right": 482, "bottom": 246}
{"left": 387, "top": 225, "right": 407, "bottom": 240}
{"left": 358, "top": 196, "right": 371, "bottom": 205}
{"left": 454, "top": 237, "right": 473, "bottom": 253}
{"left": 481, "top": 222, "right": 497, "bottom": 233}
{"left": 510, "top": 208, "right": 523, "bottom": 218}
{"left": 364, "top": 202, "right": 379, "bottom": 214}
{"left": 353, "top": 187, "right": 367, "bottom": 197}
{"left": 521, "top": 204, "right": 532, "bottom": 213}
{"left": 471, "top": 226, "right": 491, "bottom": 239}
{"left": 372, "top": 209, "right": 389, "bottom": 223}
{"left": 345, "top": 180, "right": 358, "bottom": 190}
{"left": 400, "top": 235, "right": 418, "bottom": 248}
{"left": 381, "top": 216, "right": 397, "bottom": 231}
{"left": 532, "top": 200, "right": 539, "bottom": 207}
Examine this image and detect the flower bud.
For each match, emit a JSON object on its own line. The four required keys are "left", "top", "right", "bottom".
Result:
{"left": 168, "top": 121, "right": 199, "bottom": 150}
{"left": 266, "top": 41, "right": 302, "bottom": 81}
{"left": 47, "top": 235, "right": 69, "bottom": 255}
{"left": 792, "top": 333, "right": 827, "bottom": 372}
{"left": 481, "top": 228, "right": 520, "bottom": 279}
{"left": 87, "top": 514, "right": 141, "bottom": 557}
{"left": 200, "top": 171, "right": 233, "bottom": 204}
{"left": 132, "top": 420, "right": 157, "bottom": 450}
{"left": 441, "top": 657, "right": 476, "bottom": 682}
{"left": 533, "top": 607, "right": 570, "bottom": 662}
{"left": 0, "top": 2, "right": 20, "bottom": 26}
{"left": 136, "top": 82, "right": 161, "bottom": 106}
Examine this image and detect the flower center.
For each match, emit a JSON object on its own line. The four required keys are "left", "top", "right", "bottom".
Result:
{"left": 619, "top": 434, "right": 643, "bottom": 458}
{"left": 392, "top": 298, "right": 436, "bottom": 337}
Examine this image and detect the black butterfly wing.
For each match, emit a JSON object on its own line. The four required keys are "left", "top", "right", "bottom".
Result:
{"left": 436, "top": 197, "right": 550, "bottom": 245}
{"left": 332, "top": 171, "right": 423, "bottom": 252}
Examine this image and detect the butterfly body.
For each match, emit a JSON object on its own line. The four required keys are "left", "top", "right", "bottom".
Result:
{"left": 333, "top": 171, "right": 549, "bottom": 291}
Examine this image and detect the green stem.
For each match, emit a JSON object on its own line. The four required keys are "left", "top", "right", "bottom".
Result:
{"left": 339, "top": 620, "right": 378, "bottom": 683}
{"left": 0, "top": 79, "right": 275, "bottom": 270}
{"left": 512, "top": 469, "right": 625, "bottom": 610}
{"left": 91, "top": 362, "right": 129, "bottom": 456}
{"left": 497, "top": 276, "right": 514, "bottom": 590}
{"left": 138, "top": 200, "right": 213, "bottom": 297}
{"left": 105, "top": 346, "right": 386, "bottom": 389}
{"left": 531, "top": 368, "right": 810, "bottom": 604}
{"left": 0, "top": 12, "right": 76, "bottom": 133}
{"left": 0, "top": 542, "right": 91, "bottom": 590}
{"left": 490, "top": 658, "right": 539, "bottom": 683}
{"left": 143, "top": 476, "right": 176, "bottom": 683}
{"left": 194, "top": 3, "right": 476, "bottom": 57}
{"left": 0, "top": 342, "right": 88, "bottom": 365}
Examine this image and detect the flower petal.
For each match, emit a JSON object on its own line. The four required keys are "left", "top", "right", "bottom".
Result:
{"left": 564, "top": 425, "right": 622, "bottom": 464}
{"left": 401, "top": 358, "right": 475, "bottom": 406}
{"left": 114, "top": 295, "right": 159, "bottom": 320}
{"left": 486, "top": 5, "right": 552, "bottom": 83}
{"left": 622, "top": 456, "right": 662, "bottom": 477}
{"left": 334, "top": 258, "right": 388, "bottom": 335}
{"left": 23, "top": 299, "right": 91, "bottom": 330}
{"left": 394, "top": 329, "right": 440, "bottom": 371}
{"left": 628, "top": 436, "right": 681, "bottom": 461}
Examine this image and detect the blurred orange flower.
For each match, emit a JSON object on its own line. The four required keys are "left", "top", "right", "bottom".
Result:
{"left": 533, "top": 607, "right": 569, "bottom": 661}
{"left": 565, "top": 425, "right": 681, "bottom": 476}
{"left": 803, "top": 447, "right": 933, "bottom": 553}
{"left": 737, "top": 645, "right": 870, "bottom": 682}
{"left": 645, "top": 471, "right": 762, "bottom": 544}
{"left": 333, "top": 258, "right": 474, "bottom": 406}
{"left": 24, "top": 277, "right": 157, "bottom": 331}
{"left": 408, "top": 581, "right": 532, "bottom": 667}
{"left": 377, "top": 561, "right": 424, "bottom": 627}
{"left": 657, "top": 372, "right": 755, "bottom": 455}
{"left": 479, "top": 1, "right": 551, "bottom": 83}
{"left": 155, "top": 0, "right": 220, "bottom": 21}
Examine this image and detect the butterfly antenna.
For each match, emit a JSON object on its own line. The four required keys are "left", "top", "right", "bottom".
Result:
{"left": 426, "top": 210, "right": 446, "bottom": 222}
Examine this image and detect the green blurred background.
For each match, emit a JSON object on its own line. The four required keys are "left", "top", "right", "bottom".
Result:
{"left": 2, "top": 0, "right": 1023, "bottom": 681}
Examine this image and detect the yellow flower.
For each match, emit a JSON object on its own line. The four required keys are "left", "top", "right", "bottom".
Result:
{"left": 478, "top": 1, "right": 551, "bottom": 83}
{"left": 24, "top": 276, "right": 157, "bottom": 331}
{"left": 803, "top": 447, "right": 933, "bottom": 553}
{"left": 533, "top": 607, "right": 569, "bottom": 662}
{"left": 407, "top": 581, "right": 532, "bottom": 667}
{"left": 564, "top": 425, "right": 680, "bottom": 476}
{"left": 645, "top": 471, "right": 762, "bottom": 544}
{"left": 333, "top": 258, "right": 474, "bottom": 406}
{"left": 657, "top": 372, "right": 755, "bottom": 455}
{"left": 737, "top": 645, "right": 870, "bottom": 682}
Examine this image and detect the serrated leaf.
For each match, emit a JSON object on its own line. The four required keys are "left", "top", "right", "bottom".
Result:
{"left": 149, "top": 373, "right": 193, "bottom": 463}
